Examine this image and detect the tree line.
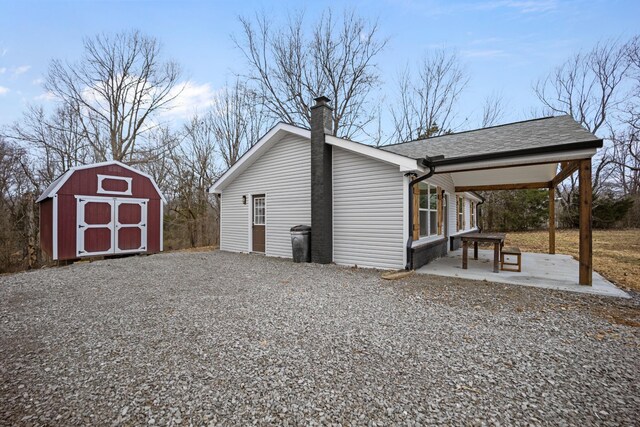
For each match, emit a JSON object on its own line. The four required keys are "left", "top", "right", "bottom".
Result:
{"left": 1, "top": 10, "right": 639, "bottom": 272}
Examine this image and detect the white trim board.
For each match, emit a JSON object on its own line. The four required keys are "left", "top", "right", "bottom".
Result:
{"left": 159, "top": 202, "right": 164, "bottom": 252}
{"left": 52, "top": 194, "right": 59, "bottom": 260}
{"left": 434, "top": 148, "right": 597, "bottom": 174}
{"left": 459, "top": 192, "right": 483, "bottom": 202}
{"left": 401, "top": 174, "right": 409, "bottom": 268}
{"left": 97, "top": 174, "right": 133, "bottom": 196}
{"left": 325, "top": 135, "right": 422, "bottom": 172}
{"left": 36, "top": 160, "right": 166, "bottom": 203}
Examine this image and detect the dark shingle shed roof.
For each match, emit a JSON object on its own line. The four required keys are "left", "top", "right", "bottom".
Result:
{"left": 380, "top": 115, "right": 602, "bottom": 163}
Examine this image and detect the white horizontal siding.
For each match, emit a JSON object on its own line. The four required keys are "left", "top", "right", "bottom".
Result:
{"left": 333, "top": 147, "right": 404, "bottom": 269}
{"left": 220, "top": 134, "right": 311, "bottom": 257}
{"left": 426, "top": 173, "right": 456, "bottom": 239}
{"left": 449, "top": 193, "right": 479, "bottom": 234}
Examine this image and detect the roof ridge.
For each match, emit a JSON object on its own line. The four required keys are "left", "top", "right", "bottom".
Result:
{"left": 382, "top": 115, "right": 568, "bottom": 148}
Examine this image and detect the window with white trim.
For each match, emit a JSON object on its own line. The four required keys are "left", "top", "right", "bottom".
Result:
{"left": 253, "top": 197, "right": 265, "bottom": 225}
{"left": 418, "top": 182, "right": 438, "bottom": 237}
{"left": 457, "top": 196, "right": 464, "bottom": 231}
{"left": 470, "top": 201, "right": 476, "bottom": 228}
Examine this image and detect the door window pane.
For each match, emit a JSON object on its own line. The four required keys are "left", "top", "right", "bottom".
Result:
{"left": 254, "top": 197, "right": 265, "bottom": 225}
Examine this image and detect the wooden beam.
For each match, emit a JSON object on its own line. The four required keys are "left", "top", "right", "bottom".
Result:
{"left": 455, "top": 182, "right": 551, "bottom": 192}
{"left": 549, "top": 187, "right": 555, "bottom": 255}
{"left": 551, "top": 160, "right": 580, "bottom": 187}
{"left": 579, "top": 159, "right": 592, "bottom": 286}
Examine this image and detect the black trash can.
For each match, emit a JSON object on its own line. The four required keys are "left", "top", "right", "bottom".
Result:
{"left": 290, "top": 225, "right": 311, "bottom": 263}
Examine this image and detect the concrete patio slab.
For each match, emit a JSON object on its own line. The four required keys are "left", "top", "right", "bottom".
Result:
{"left": 416, "top": 249, "right": 630, "bottom": 298}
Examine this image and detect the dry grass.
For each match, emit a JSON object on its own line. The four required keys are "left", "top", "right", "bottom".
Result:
{"left": 505, "top": 229, "right": 640, "bottom": 292}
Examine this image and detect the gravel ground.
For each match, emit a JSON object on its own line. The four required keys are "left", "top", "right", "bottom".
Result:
{"left": 1, "top": 250, "right": 639, "bottom": 426}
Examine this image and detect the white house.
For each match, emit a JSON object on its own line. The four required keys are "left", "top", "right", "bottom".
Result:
{"left": 209, "top": 96, "right": 601, "bottom": 282}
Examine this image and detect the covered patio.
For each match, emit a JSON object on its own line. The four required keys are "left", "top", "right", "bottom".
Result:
{"left": 383, "top": 116, "right": 609, "bottom": 288}
{"left": 416, "top": 248, "right": 629, "bottom": 298}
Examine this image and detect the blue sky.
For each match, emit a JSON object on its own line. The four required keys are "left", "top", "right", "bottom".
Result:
{"left": 0, "top": 0, "right": 638, "bottom": 138}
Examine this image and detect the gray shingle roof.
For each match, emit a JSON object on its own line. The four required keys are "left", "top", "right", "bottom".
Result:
{"left": 380, "top": 115, "right": 600, "bottom": 161}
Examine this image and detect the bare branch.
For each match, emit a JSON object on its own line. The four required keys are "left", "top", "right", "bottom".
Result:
{"left": 234, "top": 9, "right": 387, "bottom": 139}
{"left": 390, "top": 49, "right": 469, "bottom": 141}
{"left": 44, "top": 30, "right": 183, "bottom": 162}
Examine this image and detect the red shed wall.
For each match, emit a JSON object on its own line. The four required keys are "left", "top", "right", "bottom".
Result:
{"left": 39, "top": 198, "right": 53, "bottom": 259}
{"left": 56, "top": 164, "right": 161, "bottom": 200}
{"left": 147, "top": 199, "right": 161, "bottom": 253}
{"left": 55, "top": 164, "right": 163, "bottom": 260}
{"left": 57, "top": 194, "right": 77, "bottom": 260}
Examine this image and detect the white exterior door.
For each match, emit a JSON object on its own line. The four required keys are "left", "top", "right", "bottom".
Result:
{"left": 114, "top": 198, "right": 148, "bottom": 254}
{"left": 76, "top": 196, "right": 147, "bottom": 257}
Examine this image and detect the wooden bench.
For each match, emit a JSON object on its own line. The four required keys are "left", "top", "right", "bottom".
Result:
{"left": 500, "top": 247, "right": 522, "bottom": 272}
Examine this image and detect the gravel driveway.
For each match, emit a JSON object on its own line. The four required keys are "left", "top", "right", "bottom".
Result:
{"left": 1, "top": 250, "right": 639, "bottom": 426}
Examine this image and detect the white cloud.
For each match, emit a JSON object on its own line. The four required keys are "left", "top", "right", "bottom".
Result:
{"left": 161, "top": 81, "right": 217, "bottom": 120}
{"left": 0, "top": 86, "right": 9, "bottom": 95}
{"left": 32, "top": 77, "right": 44, "bottom": 85}
{"left": 35, "top": 91, "right": 57, "bottom": 101}
{"left": 473, "top": 0, "right": 557, "bottom": 13}
{"left": 461, "top": 49, "right": 507, "bottom": 58}
{"left": 0, "top": 67, "right": 6, "bottom": 74}
{"left": 13, "top": 65, "right": 31, "bottom": 76}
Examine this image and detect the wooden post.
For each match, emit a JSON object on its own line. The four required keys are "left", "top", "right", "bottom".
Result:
{"left": 579, "top": 159, "right": 592, "bottom": 286}
{"left": 412, "top": 184, "right": 420, "bottom": 240}
{"left": 462, "top": 240, "right": 468, "bottom": 269}
{"left": 549, "top": 186, "right": 555, "bottom": 255}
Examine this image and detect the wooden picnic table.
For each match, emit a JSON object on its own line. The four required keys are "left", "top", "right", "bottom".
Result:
{"left": 460, "top": 232, "right": 506, "bottom": 273}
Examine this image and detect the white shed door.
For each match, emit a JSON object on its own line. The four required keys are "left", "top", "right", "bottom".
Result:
{"left": 76, "top": 196, "right": 147, "bottom": 257}
{"left": 114, "top": 199, "right": 148, "bottom": 254}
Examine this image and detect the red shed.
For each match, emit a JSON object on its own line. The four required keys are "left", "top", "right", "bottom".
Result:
{"left": 37, "top": 161, "right": 166, "bottom": 261}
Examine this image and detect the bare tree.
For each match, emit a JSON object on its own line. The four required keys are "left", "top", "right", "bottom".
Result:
{"left": 626, "top": 35, "right": 640, "bottom": 125}
{"left": 4, "top": 105, "right": 92, "bottom": 184}
{"left": 609, "top": 127, "right": 639, "bottom": 193}
{"left": 0, "top": 138, "right": 39, "bottom": 272}
{"left": 608, "top": 36, "right": 640, "bottom": 197}
{"left": 534, "top": 39, "right": 632, "bottom": 212}
{"left": 390, "top": 49, "right": 469, "bottom": 141}
{"left": 235, "top": 9, "right": 386, "bottom": 139}
{"left": 210, "top": 80, "right": 268, "bottom": 168}
{"left": 534, "top": 39, "right": 630, "bottom": 135}
{"left": 165, "top": 116, "right": 220, "bottom": 248}
{"left": 45, "top": 30, "right": 182, "bottom": 162}
{"left": 481, "top": 91, "right": 506, "bottom": 128}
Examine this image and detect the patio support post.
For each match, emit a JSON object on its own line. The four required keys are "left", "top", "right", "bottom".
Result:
{"left": 549, "top": 187, "right": 555, "bottom": 254}
{"left": 579, "top": 159, "right": 593, "bottom": 286}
